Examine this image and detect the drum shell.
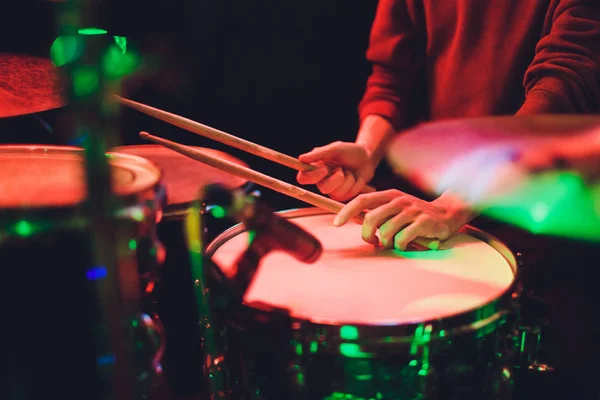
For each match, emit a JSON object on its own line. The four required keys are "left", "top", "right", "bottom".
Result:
{"left": 0, "top": 146, "right": 166, "bottom": 400}
{"left": 205, "top": 208, "right": 521, "bottom": 400}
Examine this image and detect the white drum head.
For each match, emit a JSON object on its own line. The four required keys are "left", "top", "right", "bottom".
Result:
{"left": 211, "top": 212, "right": 515, "bottom": 326}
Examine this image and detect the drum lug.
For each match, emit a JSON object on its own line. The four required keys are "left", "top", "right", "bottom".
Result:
{"left": 131, "top": 313, "right": 166, "bottom": 394}
{"left": 509, "top": 319, "right": 555, "bottom": 374}
{"left": 406, "top": 324, "right": 438, "bottom": 398}
{"left": 490, "top": 365, "right": 514, "bottom": 400}
{"left": 527, "top": 361, "right": 555, "bottom": 373}
{"left": 202, "top": 352, "right": 232, "bottom": 399}
{"left": 136, "top": 236, "right": 166, "bottom": 316}
{"left": 511, "top": 252, "right": 525, "bottom": 303}
{"left": 137, "top": 236, "right": 167, "bottom": 268}
{"left": 516, "top": 252, "right": 524, "bottom": 267}
{"left": 154, "top": 240, "right": 167, "bottom": 266}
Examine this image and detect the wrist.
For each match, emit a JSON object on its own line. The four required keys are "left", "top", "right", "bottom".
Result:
{"left": 356, "top": 114, "right": 396, "bottom": 166}
{"left": 433, "top": 191, "right": 479, "bottom": 232}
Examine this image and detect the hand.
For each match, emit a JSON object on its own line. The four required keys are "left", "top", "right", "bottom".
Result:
{"left": 297, "top": 141, "right": 376, "bottom": 201}
{"left": 332, "top": 189, "right": 470, "bottom": 251}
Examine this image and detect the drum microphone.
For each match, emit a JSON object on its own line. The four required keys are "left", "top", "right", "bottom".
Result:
{"left": 204, "top": 184, "right": 323, "bottom": 264}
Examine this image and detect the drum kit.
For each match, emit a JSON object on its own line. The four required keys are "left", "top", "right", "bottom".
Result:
{"left": 2, "top": 18, "right": 600, "bottom": 400}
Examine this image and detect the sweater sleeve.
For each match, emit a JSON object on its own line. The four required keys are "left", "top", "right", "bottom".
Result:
{"left": 357, "top": 0, "right": 423, "bottom": 131}
{"left": 517, "top": 0, "right": 600, "bottom": 115}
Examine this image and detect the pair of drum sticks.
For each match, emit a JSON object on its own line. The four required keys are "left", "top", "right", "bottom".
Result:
{"left": 116, "top": 95, "right": 440, "bottom": 251}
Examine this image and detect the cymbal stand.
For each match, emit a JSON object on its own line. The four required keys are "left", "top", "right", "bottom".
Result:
{"left": 186, "top": 195, "right": 228, "bottom": 399}
{"left": 57, "top": 1, "right": 138, "bottom": 399}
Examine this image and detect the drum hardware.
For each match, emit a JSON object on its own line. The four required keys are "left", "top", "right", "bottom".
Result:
{"left": 504, "top": 252, "right": 555, "bottom": 376}
{"left": 185, "top": 189, "right": 230, "bottom": 400}
{"left": 53, "top": 0, "right": 147, "bottom": 394}
{"left": 135, "top": 231, "right": 167, "bottom": 316}
{"left": 203, "top": 184, "right": 324, "bottom": 266}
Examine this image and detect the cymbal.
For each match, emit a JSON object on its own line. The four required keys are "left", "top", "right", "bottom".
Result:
{"left": 386, "top": 115, "right": 600, "bottom": 241}
{"left": 0, "top": 54, "right": 65, "bottom": 118}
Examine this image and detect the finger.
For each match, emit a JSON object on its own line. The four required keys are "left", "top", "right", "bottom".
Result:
{"left": 333, "top": 191, "right": 398, "bottom": 227}
{"left": 298, "top": 142, "right": 345, "bottom": 163}
{"left": 378, "top": 208, "right": 420, "bottom": 247}
{"left": 329, "top": 172, "right": 356, "bottom": 201}
{"left": 297, "top": 165, "right": 329, "bottom": 185}
{"left": 317, "top": 167, "right": 346, "bottom": 194}
{"left": 343, "top": 177, "right": 369, "bottom": 200}
{"left": 361, "top": 200, "right": 411, "bottom": 246}
{"left": 393, "top": 220, "right": 432, "bottom": 251}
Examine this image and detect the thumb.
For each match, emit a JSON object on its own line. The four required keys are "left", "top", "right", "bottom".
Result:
{"left": 298, "top": 142, "right": 345, "bottom": 163}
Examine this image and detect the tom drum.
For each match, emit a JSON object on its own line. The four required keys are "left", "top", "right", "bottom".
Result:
{"left": 1, "top": 145, "right": 165, "bottom": 400}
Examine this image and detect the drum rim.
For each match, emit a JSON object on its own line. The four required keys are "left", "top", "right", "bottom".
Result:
{"left": 0, "top": 144, "right": 162, "bottom": 207}
{"left": 0, "top": 145, "right": 164, "bottom": 235}
{"left": 206, "top": 207, "right": 520, "bottom": 345}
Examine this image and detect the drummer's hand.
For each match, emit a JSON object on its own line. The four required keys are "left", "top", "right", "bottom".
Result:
{"left": 333, "top": 190, "right": 471, "bottom": 251}
{"left": 297, "top": 142, "right": 376, "bottom": 201}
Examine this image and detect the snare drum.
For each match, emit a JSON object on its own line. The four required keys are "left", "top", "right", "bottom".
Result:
{"left": 1, "top": 145, "right": 165, "bottom": 400}
{"left": 206, "top": 208, "right": 519, "bottom": 400}
{"left": 112, "top": 144, "right": 251, "bottom": 396}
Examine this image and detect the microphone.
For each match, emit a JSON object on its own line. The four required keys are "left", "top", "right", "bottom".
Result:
{"left": 204, "top": 184, "right": 323, "bottom": 264}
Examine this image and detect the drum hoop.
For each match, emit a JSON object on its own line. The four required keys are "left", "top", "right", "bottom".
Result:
{"left": 205, "top": 207, "right": 520, "bottom": 345}
{"left": 0, "top": 145, "right": 164, "bottom": 233}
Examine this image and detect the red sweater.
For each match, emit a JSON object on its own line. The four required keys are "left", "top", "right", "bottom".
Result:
{"left": 358, "top": 0, "right": 600, "bottom": 131}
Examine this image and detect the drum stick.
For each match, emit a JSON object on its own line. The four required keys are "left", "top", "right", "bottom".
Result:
{"left": 140, "top": 131, "right": 440, "bottom": 251}
{"left": 116, "top": 95, "right": 375, "bottom": 193}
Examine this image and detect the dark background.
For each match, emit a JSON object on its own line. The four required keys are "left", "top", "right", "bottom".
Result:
{"left": 4, "top": 4, "right": 600, "bottom": 399}
{"left": 0, "top": 0, "right": 379, "bottom": 211}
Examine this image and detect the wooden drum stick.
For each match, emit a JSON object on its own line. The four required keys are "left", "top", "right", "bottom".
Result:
{"left": 116, "top": 95, "right": 376, "bottom": 193}
{"left": 140, "top": 131, "right": 440, "bottom": 251}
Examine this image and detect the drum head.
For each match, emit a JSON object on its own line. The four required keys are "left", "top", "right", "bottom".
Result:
{"left": 0, "top": 145, "right": 160, "bottom": 208}
{"left": 209, "top": 210, "right": 516, "bottom": 326}
{"left": 112, "top": 145, "right": 248, "bottom": 209}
